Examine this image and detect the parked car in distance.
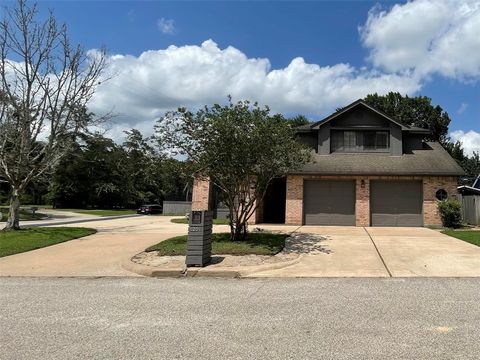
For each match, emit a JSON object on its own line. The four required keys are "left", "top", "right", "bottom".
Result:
{"left": 137, "top": 204, "right": 163, "bottom": 215}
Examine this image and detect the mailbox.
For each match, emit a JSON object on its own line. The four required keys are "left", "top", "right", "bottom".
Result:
{"left": 186, "top": 210, "right": 213, "bottom": 267}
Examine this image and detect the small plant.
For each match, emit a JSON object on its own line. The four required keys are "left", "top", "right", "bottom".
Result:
{"left": 438, "top": 199, "right": 462, "bottom": 228}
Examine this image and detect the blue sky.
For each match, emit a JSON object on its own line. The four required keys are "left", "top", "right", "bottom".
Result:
{"left": 6, "top": 0, "right": 480, "bottom": 153}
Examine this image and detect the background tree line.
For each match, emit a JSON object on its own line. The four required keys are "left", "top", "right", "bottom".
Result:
{"left": 0, "top": 129, "right": 192, "bottom": 209}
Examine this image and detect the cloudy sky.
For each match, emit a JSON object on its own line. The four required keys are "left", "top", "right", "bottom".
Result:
{"left": 32, "top": 0, "right": 480, "bottom": 155}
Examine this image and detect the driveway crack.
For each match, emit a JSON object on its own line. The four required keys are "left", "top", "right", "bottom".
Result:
{"left": 364, "top": 227, "right": 392, "bottom": 278}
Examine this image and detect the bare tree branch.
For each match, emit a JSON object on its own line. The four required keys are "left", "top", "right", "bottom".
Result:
{"left": 0, "top": 0, "right": 108, "bottom": 229}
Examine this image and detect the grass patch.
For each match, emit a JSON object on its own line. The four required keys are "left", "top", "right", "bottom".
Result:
{"left": 146, "top": 232, "right": 286, "bottom": 256}
{"left": 441, "top": 229, "right": 480, "bottom": 247}
{"left": 0, "top": 227, "right": 97, "bottom": 257}
{"left": 170, "top": 217, "right": 230, "bottom": 225}
{"left": 54, "top": 209, "right": 136, "bottom": 217}
{"left": 0, "top": 207, "right": 46, "bottom": 222}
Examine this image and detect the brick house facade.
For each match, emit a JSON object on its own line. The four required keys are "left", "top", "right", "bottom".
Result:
{"left": 191, "top": 100, "right": 464, "bottom": 227}
{"left": 284, "top": 175, "right": 458, "bottom": 226}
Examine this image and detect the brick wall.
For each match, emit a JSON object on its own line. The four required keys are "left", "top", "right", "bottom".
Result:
{"left": 285, "top": 175, "right": 303, "bottom": 225}
{"left": 191, "top": 177, "right": 260, "bottom": 224}
{"left": 355, "top": 178, "right": 370, "bottom": 226}
{"left": 283, "top": 174, "right": 458, "bottom": 227}
{"left": 194, "top": 174, "right": 458, "bottom": 226}
{"left": 191, "top": 177, "right": 211, "bottom": 211}
{"left": 423, "top": 176, "right": 458, "bottom": 226}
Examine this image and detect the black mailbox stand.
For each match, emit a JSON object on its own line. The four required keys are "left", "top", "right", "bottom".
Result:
{"left": 186, "top": 210, "right": 213, "bottom": 267}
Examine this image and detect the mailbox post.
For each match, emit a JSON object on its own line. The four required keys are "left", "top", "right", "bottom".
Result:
{"left": 186, "top": 210, "right": 213, "bottom": 267}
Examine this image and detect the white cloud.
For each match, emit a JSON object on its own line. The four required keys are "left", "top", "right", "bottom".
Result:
{"left": 157, "top": 18, "right": 176, "bottom": 35}
{"left": 457, "top": 102, "right": 468, "bottom": 114}
{"left": 450, "top": 130, "right": 480, "bottom": 156}
{"left": 360, "top": 0, "right": 480, "bottom": 81}
{"left": 89, "top": 40, "right": 421, "bottom": 140}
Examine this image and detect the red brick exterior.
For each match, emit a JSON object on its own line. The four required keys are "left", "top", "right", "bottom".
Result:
{"left": 192, "top": 175, "right": 458, "bottom": 226}
{"left": 191, "top": 177, "right": 211, "bottom": 211}
{"left": 283, "top": 175, "right": 457, "bottom": 227}
{"left": 423, "top": 176, "right": 458, "bottom": 226}
{"left": 356, "top": 178, "right": 370, "bottom": 226}
{"left": 191, "top": 177, "right": 259, "bottom": 224}
{"left": 285, "top": 175, "right": 303, "bottom": 225}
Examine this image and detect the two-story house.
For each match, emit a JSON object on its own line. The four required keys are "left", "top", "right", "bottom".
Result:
{"left": 192, "top": 100, "right": 465, "bottom": 227}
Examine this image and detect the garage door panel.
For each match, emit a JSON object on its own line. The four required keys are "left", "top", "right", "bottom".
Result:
{"left": 371, "top": 181, "right": 423, "bottom": 227}
{"left": 304, "top": 180, "right": 355, "bottom": 226}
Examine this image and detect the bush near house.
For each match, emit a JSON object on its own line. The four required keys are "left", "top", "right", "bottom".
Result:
{"left": 438, "top": 199, "right": 462, "bottom": 228}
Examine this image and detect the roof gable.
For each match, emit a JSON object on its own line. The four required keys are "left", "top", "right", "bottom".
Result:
{"left": 311, "top": 99, "right": 407, "bottom": 130}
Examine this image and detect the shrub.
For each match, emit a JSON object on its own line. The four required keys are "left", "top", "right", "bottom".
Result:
{"left": 438, "top": 199, "right": 462, "bottom": 228}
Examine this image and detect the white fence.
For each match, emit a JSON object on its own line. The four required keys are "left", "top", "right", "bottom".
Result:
{"left": 459, "top": 195, "right": 480, "bottom": 225}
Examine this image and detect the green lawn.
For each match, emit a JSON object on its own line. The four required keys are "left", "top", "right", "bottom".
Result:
{"left": 441, "top": 229, "right": 480, "bottom": 247}
{"left": 170, "top": 217, "right": 230, "bottom": 225}
{"left": 0, "top": 207, "right": 46, "bottom": 222}
{"left": 0, "top": 227, "right": 97, "bottom": 257}
{"left": 146, "top": 232, "right": 286, "bottom": 256}
{"left": 55, "top": 209, "right": 136, "bottom": 217}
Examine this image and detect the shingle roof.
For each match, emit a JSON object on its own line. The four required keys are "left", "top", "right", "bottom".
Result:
{"left": 291, "top": 142, "right": 465, "bottom": 176}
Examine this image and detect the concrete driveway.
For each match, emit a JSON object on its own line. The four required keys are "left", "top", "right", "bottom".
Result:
{"left": 0, "top": 216, "right": 188, "bottom": 277}
{"left": 250, "top": 226, "right": 480, "bottom": 277}
{"left": 1, "top": 216, "right": 479, "bottom": 277}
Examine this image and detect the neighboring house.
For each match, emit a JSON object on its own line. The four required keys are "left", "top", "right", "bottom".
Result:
{"left": 457, "top": 175, "right": 480, "bottom": 196}
{"left": 192, "top": 100, "right": 465, "bottom": 227}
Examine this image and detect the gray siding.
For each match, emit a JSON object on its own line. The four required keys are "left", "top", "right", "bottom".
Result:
{"left": 403, "top": 134, "right": 424, "bottom": 153}
{"left": 331, "top": 107, "right": 390, "bottom": 127}
{"left": 318, "top": 123, "right": 330, "bottom": 155}
{"left": 390, "top": 124, "right": 402, "bottom": 155}
{"left": 317, "top": 106, "right": 403, "bottom": 155}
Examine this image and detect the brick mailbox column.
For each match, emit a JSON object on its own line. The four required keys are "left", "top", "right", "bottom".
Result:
{"left": 191, "top": 177, "right": 211, "bottom": 211}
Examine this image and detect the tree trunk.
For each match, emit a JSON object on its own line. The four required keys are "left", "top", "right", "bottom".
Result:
{"left": 5, "top": 188, "right": 21, "bottom": 230}
{"left": 231, "top": 220, "right": 247, "bottom": 241}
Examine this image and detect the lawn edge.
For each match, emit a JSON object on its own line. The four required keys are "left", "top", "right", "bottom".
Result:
{"left": 0, "top": 227, "right": 97, "bottom": 258}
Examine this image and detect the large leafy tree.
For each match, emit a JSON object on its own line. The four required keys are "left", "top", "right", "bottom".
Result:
{"left": 155, "top": 99, "right": 311, "bottom": 241}
{"left": 0, "top": 0, "right": 107, "bottom": 229}
{"left": 364, "top": 92, "right": 451, "bottom": 143}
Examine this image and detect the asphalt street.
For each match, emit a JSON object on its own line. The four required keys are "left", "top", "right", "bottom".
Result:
{"left": 1, "top": 277, "right": 479, "bottom": 359}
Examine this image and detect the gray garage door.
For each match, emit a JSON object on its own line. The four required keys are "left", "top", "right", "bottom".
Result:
{"left": 303, "top": 180, "right": 355, "bottom": 225}
{"left": 370, "top": 180, "right": 423, "bottom": 227}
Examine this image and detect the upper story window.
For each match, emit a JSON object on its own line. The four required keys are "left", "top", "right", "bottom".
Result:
{"left": 331, "top": 130, "right": 390, "bottom": 153}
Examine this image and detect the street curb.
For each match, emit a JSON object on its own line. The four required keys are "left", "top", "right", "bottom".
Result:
{"left": 122, "top": 254, "right": 303, "bottom": 279}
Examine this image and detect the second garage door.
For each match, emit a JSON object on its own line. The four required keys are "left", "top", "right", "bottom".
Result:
{"left": 303, "top": 180, "right": 355, "bottom": 225}
{"left": 370, "top": 180, "right": 423, "bottom": 227}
